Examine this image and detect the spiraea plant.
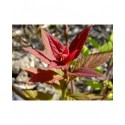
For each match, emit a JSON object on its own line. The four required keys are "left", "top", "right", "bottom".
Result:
{"left": 13, "top": 25, "right": 113, "bottom": 100}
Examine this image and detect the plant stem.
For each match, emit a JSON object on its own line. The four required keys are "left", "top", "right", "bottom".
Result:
{"left": 61, "top": 85, "right": 67, "bottom": 100}
{"left": 63, "top": 25, "right": 68, "bottom": 47}
{"left": 60, "top": 77, "right": 69, "bottom": 100}
{"left": 12, "top": 85, "right": 29, "bottom": 100}
{"left": 71, "top": 80, "right": 75, "bottom": 94}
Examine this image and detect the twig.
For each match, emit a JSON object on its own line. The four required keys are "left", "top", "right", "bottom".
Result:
{"left": 63, "top": 25, "right": 68, "bottom": 47}
{"left": 71, "top": 80, "right": 75, "bottom": 94}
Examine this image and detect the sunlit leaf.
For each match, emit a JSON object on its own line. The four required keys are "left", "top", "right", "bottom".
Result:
{"left": 87, "top": 37, "right": 100, "bottom": 48}
{"left": 22, "top": 90, "right": 53, "bottom": 100}
{"left": 103, "top": 80, "right": 113, "bottom": 89}
{"left": 84, "top": 81, "right": 102, "bottom": 90}
{"left": 109, "top": 33, "right": 113, "bottom": 42}
{"left": 99, "top": 42, "right": 113, "bottom": 52}
{"left": 99, "top": 33, "right": 113, "bottom": 52}
{"left": 95, "top": 66, "right": 103, "bottom": 74}
{"left": 81, "top": 45, "right": 91, "bottom": 56}
{"left": 69, "top": 92, "right": 103, "bottom": 100}
{"left": 107, "top": 81, "right": 113, "bottom": 89}
{"left": 106, "top": 91, "right": 113, "bottom": 100}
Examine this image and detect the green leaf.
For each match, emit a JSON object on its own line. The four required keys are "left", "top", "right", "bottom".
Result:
{"left": 95, "top": 66, "right": 103, "bottom": 74}
{"left": 85, "top": 81, "right": 102, "bottom": 90}
{"left": 99, "top": 41, "right": 113, "bottom": 52}
{"left": 87, "top": 37, "right": 100, "bottom": 48}
{"left": 69, "top": 92, "right": 103, "bottom": 100}
{"left": 108, "top": 81, "right": 113, "bottom": 89}
{"left": 82, "top": 45, "right": 91, "bottom": 56}
{"left": 106, "top": 91, "right": 113, "bottom": 100}
{"left": 70, "top": 60, "right": 77, "bottom": 65}
{"left": 103, "top": 80, "right": 113, "bottom": 89}
{"left": 22, "top": 90, "right": 53, "bottom": 100}
{"left": 109, "top": 33, "right": 113, "bottom": 42}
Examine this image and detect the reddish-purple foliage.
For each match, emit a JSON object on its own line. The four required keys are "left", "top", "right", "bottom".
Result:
{"left": 23, "top": 25, "right": 92, "bottom": 68}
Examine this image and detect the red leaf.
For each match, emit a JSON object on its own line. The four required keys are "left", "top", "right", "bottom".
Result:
{"left": 23, "top": 26, "right": 93, "bottom": 69}
{"left": 21, "top": 67, "right": 39, "bottom": 75}
{"left": 22, "top": 47, "right": 51, "bottom": 64}
{"left": 35, "top": 49, "right": 56, "bottom": 61}
{"left": 63, "top": 49, "right": 78, "bottom": 64}
{"left": 60, "top": 47, "right": 69, "bottom": 62}
{"left": 49, "top": 61, "right": 68, "bottom": 69}
{"left": 41, "top": 29, "right": 56, "bottom": 60}
{"left": 69, "top": 68, "right": 102, "bottom": 77}
{"left": 62, "top": 47, "right": 69, "bottom": 55}
{"left": 46, "top": 31, "right": 65, "bottom": 60}
{"left": 28, "top": 70, "right": 57, "bottom": 82}
{"left": 69, "top": 25, "right": 92, "bottom": 59}
{"left": 23, "top": 68, "right": 62, "bottom": 85}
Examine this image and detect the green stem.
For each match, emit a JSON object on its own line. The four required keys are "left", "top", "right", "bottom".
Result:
{"left": 61, "top": 84, "right": 67, "bottom": 100}
{"left": 71, "top": 80, "right": 74, "bottom": 94}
